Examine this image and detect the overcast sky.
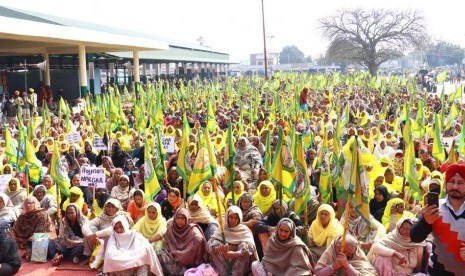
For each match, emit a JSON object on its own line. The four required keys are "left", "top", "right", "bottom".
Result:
{"left": 2, "top": 0, "right": 465, "bottom": 63}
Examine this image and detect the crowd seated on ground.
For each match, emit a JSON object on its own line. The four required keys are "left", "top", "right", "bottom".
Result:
{"left": 2, "top": 73, "right": 465, "bottom": 275}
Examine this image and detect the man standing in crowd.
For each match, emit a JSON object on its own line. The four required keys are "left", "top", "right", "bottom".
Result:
{"left": 411, "top": 163, "right": 465, "bottom": 275}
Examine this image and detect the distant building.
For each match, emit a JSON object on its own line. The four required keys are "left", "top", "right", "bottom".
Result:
{"left": 250, "top": 53, "right": 280, "bottom": 66}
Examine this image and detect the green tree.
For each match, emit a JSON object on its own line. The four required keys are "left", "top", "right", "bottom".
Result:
{"left": 426, "top": 41, "right": 464, "bottom": 67}
{"left": 279, "top": 45, "right": 305, "bottom": 64}
{"left": 319, "top": 9, "right": 428, "bottom": 75}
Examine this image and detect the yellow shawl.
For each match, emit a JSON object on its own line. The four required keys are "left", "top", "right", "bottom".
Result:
{"left": 253, "top": 180, "right": 277, "bottom": 215}
{"left": 309, "top": 204, "right": 343, "bottom": 247}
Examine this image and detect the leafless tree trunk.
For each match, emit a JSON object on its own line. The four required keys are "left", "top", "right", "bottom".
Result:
{"left": 319, "top": 9, "right": 429, "bottom": 76}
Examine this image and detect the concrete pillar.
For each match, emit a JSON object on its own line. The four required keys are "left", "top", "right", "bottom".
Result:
{"left": 133, "top": 51, "right": 140, "bottom": 83}
{"left": 43, "top": 53, "right": 51, "bottom": 88}
{"left": 165, "top": 63, "right": 170, "bottom": 78}
{"left": 89, "top": 61, "right": 95, "bottom": 95}
{"left": 78, "top": 45, "right": 88, "bottom": 97}
{"left": 109, "top": 63, "right": 115, "bottom": 84}
{"left": 141, "top": 63, "right": 147, "bottom": 84}
{"left": 175, "top": 62, "right": 180, "bottom": 75}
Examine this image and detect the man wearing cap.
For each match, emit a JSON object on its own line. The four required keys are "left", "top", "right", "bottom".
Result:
{"left": 411, "top": 163, "right": 465, "bottom": 275}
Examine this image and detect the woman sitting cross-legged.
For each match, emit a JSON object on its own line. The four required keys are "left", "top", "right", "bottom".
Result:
{"left": 157, "top": 208, "right": 208, "bottom": 275}
{"left": 49, "top": 203, "right": 88, "bottom": 266}
{"left": 9, "top": 196, "right": 57, "bottom": 260}
{"left": 103, "top": 215, "right": 163, "bottom": 276}
{"left": 133, "top": 202, "right": 167, "bottom": 251}
{"left": 368, "top": 218, "right": 426, "bottom": 276}
{"left": 209, "top": 206, "right": 258, "bottom": 276}
{"left": 187, "top": 194, "right": 219, "bottom": 241}
{"left": 315, "top": 234, "right": 378, "bottom": 275}
{"left": 252, "top": 218, "right": 314, "bottom": 275}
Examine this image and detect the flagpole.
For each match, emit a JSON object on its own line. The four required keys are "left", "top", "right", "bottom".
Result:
{"left": 341, "top": 135, "right": 358, "bottom": 253}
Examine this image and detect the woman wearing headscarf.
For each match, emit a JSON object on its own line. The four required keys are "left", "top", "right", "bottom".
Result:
{"left": 369, "top": 186, "right": 391, "bottom": 222}
{"left": 1, "top": 164, "right": 14, "bottom": 175}
{"left": 195, "top": 181, "right": 225, "bottom": 217}
{"left": 235, "top": 137, "right": 263, "bottom": 185}
{"left": 133, "top": 202, "right": 167, "bottom": 251}
{"left": 381, "top": 198, "right": 415, "bottom": 233}
{"left": 103, "top": 216, "right": 163, "bottom": 276}
{"left": 315, "top": 234, "right": 378, "bottom": 275}
{"left": 307, "top": 204, "right": 344, "bottom": 261}
{"left": 82, "top": 198, "right": 133, "bottom": 260}
{"left": 209, "top": 206, "right": 258, "bottom": 276}
{"left": 32, "top": 185, "right": 58, "bottom": 225}
{"left": 49, "top": 204, "right": 88, "bottom": 265}
{"left": 187, "top": 194, "right": 219, "bottom": 241}
{"left": 0, "top": 193, "right": 18, "bottom": 231}
{"left": 110, "top": 175, "right": 135, "bottom": 210}
{"left": 110, "top": 142, "right": 131, "bottom": 169}
{"left": 340, "top": 202, "right": 386, "bottom": 254}
{"left": 157, "top": 208, "right": 208, "bottom": 275}
{"left": 369, "top": 218, "right": 426, "bottom": 276}
{"left": 238, "top": 193, "right": 263, "bottom": 232}
{"left": 256, "top": 199, "right": 305, "bottom": 253}
{"left": 253, "top": 180, "right": 277, "bottom": 215}
{"left": 5, "top": 178, "right": 26, "bottom": 208}
{"left": 35, "top": 144, "right": 49, "bottom": 163}
{"left": 160, "top": 188, "right": 183, "bottom": 220}
{"left": 373, "top": 139, "right": 395, "bottom": 159}
{"left": 225, "top": 180, "right": 246, "bottom": 206}
{"left": 392, "top": 150, "right": 404, "bottom": 177}
{"left": 127, "top": 189, "right": 147, "bottom": 223}
{"left": 62, "top": 186, "right": 89, "bottom": 217}
{"left": 9, "top": 196, "right": 57, "bottom": 260}
{"left": 90, "top": 188, "right": 110, "bottom": 218}
{"left": 252, "top": 218, "right": 313, "bottom": 275}
{"left": 42, "top": 175, "right": 58, "bottom": 200}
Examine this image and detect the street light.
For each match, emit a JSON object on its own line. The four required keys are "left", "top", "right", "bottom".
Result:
{"left": 261, "top": 0, "right": 268, "bottom": 80}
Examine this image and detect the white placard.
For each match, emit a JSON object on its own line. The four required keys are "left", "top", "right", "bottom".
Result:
{"left": 67, "top": 132, "right": 81, "bottom": 143}
{"left": 161, "top": 136, "right": 175, "bottom": 153}
{"left": 79, "top": 166, "right": 106, "bottom": 188}
{"left": 0, "top": 174, "right": 12, "bottom": 193}
{"left": 93, "top": 136, "right": 108, "bottom": 150}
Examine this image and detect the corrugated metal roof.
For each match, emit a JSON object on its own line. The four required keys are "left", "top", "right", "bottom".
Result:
{"left": 0, "top": 5, "right": 231, "bottom": 64}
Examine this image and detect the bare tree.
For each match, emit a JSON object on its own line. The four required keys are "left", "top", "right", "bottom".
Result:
{"left": 319, "top": 9, "right": 429, "bottom": 75}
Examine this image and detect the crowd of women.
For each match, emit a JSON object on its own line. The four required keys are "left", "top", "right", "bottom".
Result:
{"left": 0, "top": 74, "right": 463, "bottom": 275}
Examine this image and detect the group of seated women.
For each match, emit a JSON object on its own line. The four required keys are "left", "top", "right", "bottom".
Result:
{"left": 0, "top": 167, "right": 432, "bottom": 276}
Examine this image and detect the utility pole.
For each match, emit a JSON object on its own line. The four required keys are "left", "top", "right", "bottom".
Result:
{"left": 261, "top": 0, "right": 268, "bottom": 80}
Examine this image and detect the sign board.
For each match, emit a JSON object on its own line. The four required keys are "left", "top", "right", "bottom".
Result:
{"left": 0, "top": 174, "right": 12, "bottom": 193}
{"left": 161, "top": 136, "right": 175, "bottom": 153}
{"left": 79, "top": 166, "right": 106, "bottom": 188}
{"left": 67, "top": 132, "right": 81, "bottom": 143}
{"left": 93, "top": 136, "right": 108, "bottom": 150}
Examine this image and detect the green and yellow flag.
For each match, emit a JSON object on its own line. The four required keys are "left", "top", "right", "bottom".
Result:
{"left": 188, "top": 128, "right": 217, "bottom": 194}
{"left": 271, "top": 127, "right": 296, "bottom": 194}
{"left": 4, "top": 127, "right": 17, "bottom": 165}
{"left": 432, "top": 114, "right": 446, "bottom": 162}
{"left": 348, "top": 137, "right": 370, "bottom": 224}
{"left": 436, "top": 70, "right": 447, "bottom": 83}
{"left": 293, "top": 134, "right": 311, "bottom": 215}
{"left": 316, "top": 129, "right": 332, "bottom": 204}
{"left": 50, "top": 142, "right": 70, "bottom": 198}
{"left": 144, "top": 139, "right": 162, "bottom": 201}
{"left": 176, "top": 114, "right": 192, "bottom": 182}
{"left": 223, "top": 120, "right": 236, "bottom": 188}
{"left": 458, "top": 113, "right": 465, "bottom": 158}
{"left": 25, "top": 138, "right": 42, "bottom": 183}
{"left": 403, "top": 120, "right": 420, "bottom": 200}
{"left": 449, "top": 84, "right": 462, "bottom": 103}
{"left": 207, "top": 98, "right": 217, "bottom": 132}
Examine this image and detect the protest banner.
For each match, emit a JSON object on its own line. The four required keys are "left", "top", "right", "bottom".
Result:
{"left": 80, "top": 166, "right": 106, "bottom": 188}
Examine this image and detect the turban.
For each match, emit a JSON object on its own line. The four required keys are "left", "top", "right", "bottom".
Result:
{"left": 445, "top": 163, "right": 465, "bottom": 183}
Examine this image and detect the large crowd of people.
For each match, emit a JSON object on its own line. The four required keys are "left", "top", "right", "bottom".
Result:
{"left": 0, "top": 72, "right": 465, "bottom": 275}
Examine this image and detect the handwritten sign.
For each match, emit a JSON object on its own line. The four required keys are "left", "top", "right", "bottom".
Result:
{"left": 161, "top": 136, "right": 175, "bottom": 153}
{"left": 80, "top": 166, "right": 106, "bottom": 188}
{"left": 67, "top": 132, "right": 81, "bottom": 143}
{"left": 93, "top": 136, "right": 108, "bottom": 150}
{"left": 0, "top": 174, "right": 12, "bottom": 193}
